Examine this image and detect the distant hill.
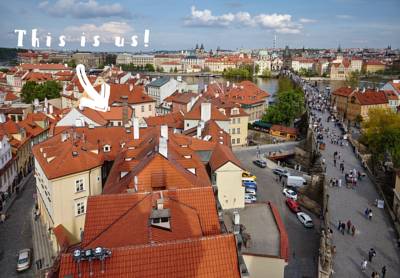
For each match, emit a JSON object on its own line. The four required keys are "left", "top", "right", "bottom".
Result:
{"left": 0, "top": 47, "right": 27, "bottom": 64}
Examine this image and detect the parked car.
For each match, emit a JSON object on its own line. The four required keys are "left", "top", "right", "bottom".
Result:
{"left": 253, "top": 160, "right": 266, "bottom": 168}
{"left": 282, "top": 188, "right": 298, "bottom": 201}
{"left": 242, "top": 171, "right": 257, "bottom": 181}
{"left": 273, "top": 168, "right": 290, "bottom": 177}
{"left": 296, "top": 212, "right": 314, "bottom": 228}
{"left": 286, "top": 198, "right": 301, "bottom": 213}
{"left": 245, "top": 194, "right": 257, "bottom": 204}
{"left": 16, "top": 249, "right": 31, "bottom": 272}
{"left": 243, "top": 181, "right": 257, "bottom": 190}
{"left": 245, "top": 187, "right": 257, "bottom": 195}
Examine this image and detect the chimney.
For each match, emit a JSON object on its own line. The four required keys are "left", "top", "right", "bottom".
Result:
{"left": 204, "top": 84, "right": 208, "bottom": 92}
{"left": 129, "top": 83, "right": 134, "bottom": 92}
{"left": 157, "top": 198, "right": 164, "bottom": 210}
{"left": 49, "top": 104, "right": 53, "bottom": 114}
{"left": 44, "top": 97, "right": 48, "bottom": 108}
{"left": 197, "top": 123, "right": 202, "bottom": 139}
{"left": 0, "top": 113, "right": 6, "bottom": 123}
{"left": 161, "top": 125, "right": 168, "bottom": 140}
{"left": 159, "top": 137, "right": 168, "bottom": 158}
{"left": 362, "top": 87, "right": 366, "bottom": 93}
{"left": 233, "top": 210, "right": 240, "bottom": 225}
{"left": 201, "top": 102, "right": 211, "bottom": 122}
{"left": 132, "top": 117, "right": 139, "bottom": 139}
{"left": 226, "top": 81, "right": 230, "bottom": 87}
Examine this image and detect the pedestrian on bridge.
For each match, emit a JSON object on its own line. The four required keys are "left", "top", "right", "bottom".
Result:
{"left": 381, "top": 265, "right": 386, "bottom": 278}
{"left": 361, "top": 259, "right": 368, "bottom": 272}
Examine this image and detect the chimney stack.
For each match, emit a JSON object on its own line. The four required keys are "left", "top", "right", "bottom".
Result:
{"left": 161, "top": 125, "right": 168, "bottom": 140}
{"left": 49, "top": 104, "right": 53, "bottom": 114}
{"left": 132, "top": 117, "right": 139, "bottom": 139}
{"left": 197, "top": 123, "right": 202, "bottom": 139}
{"left": 204, "top": 84, "right": 208, "bottom": 92}
{"left": 200, "top": 102, "right": 211, "bottom": 122}
{"left": 129, "top": 83, "right": 134, "bottom": 92}
{"left": 157, "top": 198, "right": 164, "bottom": 210}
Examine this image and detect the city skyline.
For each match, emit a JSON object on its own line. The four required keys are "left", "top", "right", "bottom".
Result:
{"left": 0, "top": 0, "right": 400, "bottom": 51}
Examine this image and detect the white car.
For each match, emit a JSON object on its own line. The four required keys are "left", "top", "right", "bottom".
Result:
{"left": 245, "top": 188, "right": 257, "bottom": 196}
{"left": 296, "top": 212, "right": 314, "bottom": 228}
{"left": 282, "top": 188, "right": 297, "bottom": 201}
{"left": 16, "top": 249, "right": 32, "bottom": 272}
{"left": 245, "top": 194, "right": 257, "bottom": 204}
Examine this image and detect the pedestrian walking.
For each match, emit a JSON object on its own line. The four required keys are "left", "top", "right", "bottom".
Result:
{"left": 0, "top": 213, "right": 5, "bottom": 223}
{"left": 361, "top": 259, "right": 368, "bottom": 272}
{"left": 368, "top": 248, "right": 376, "bottom": 262}
{"left": 341, "top": 223, "right": 345, "bottom": 235}
{"left": 338, "top": 179, "right": 342, "bottom": 187}
{"left": 338, "top": 220, "right": 342, "bottom": 230}
{"left": 365, "top": 208, "right": 370, "bottom": 218}
{"left": 334, "top": 159, "right": 337, "bottom": 167}
{"left": 369, "top": 210, "right": 373, "bottom": 220}
{"left": 381, "top": 266, "right": 386, "bottom": 278}
{"left": 347, "top": 220, "right": 352, "bottom": 233}
{"left": 351, "top": 225, "right": 356, "bottom": 236}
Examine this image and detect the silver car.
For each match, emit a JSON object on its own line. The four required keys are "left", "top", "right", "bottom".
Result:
{"left": 16, "top": 249, "right": 31, "bottom": 272}
{"left": 296, "top": 212, "right": 314, "bottom": 228}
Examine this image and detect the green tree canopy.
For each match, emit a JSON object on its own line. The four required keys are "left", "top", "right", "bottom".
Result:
{"left": 345, "top": 70, "right": 360, "bottom": 89}
{"left": 361, "top": 108, "right": 400, "bottom": 167}
{"left": 262, "top": 77, "right": 305, "bottom": 126}
{"left": 21, "top": 80, "right": 62, "bottom": 103}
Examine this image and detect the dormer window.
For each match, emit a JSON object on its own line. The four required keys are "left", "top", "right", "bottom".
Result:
{"left": 103, "top": 145, "right": 111, "bottom": 152}
{"left": 150, "top": 199, "right": 171, "bottom": 230}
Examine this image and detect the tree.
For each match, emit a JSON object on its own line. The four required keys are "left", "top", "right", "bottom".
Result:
{"left": 262, "top": 77, "right": 305, "bottom": 126}
{"left": 21, "top": 80, "right": 62, "bottom": 103}
{"left": 361, "top": 108, "right": 400, "bottom": 167}
{"left": 261, "top": 68, "right": 271, "bottom": 78}
{"left": 345, "top": 70, "right": 360, "bottom": 89}
{"left": 67, "top": 59, "right": 76, "bottom": 68}
{"left": 145, "top": 63, "right": 155, "bottom": 72}
{"left": 174, "top": 67, "right": 178, "bottom": 73}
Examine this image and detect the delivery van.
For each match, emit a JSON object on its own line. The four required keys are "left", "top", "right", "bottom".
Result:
{"left": 285, "top": 176, "right": 307, "bottom": 188}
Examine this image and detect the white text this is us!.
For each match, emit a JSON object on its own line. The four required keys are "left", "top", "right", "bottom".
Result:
{"left": 14, "top": 29, "right": 150, "bottom": 48}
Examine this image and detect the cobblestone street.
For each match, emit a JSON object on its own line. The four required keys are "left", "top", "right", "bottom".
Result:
{"left": 0, "top": 175, "right": 35, "bottom": 278}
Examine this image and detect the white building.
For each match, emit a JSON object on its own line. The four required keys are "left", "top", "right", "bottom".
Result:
{"left": 146, "top": 77, "right": 179, "bottom": 106}
{"left": 0, "top": 115, "right": 17, "bottom": 206}
{"left": 116, "top": 54, "right": 155, "bottom": 67}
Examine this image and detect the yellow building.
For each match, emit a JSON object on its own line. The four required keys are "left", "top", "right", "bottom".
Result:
{"left": 363, "top": 60, "right": 386, "bottom": 73}
{"left": 346, "top": 90, "right": 389, "bottom": 122}
{"left": 270, "top": 125, "right": 298, "bottom": 140}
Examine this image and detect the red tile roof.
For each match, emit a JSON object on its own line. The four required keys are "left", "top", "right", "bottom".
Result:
{"left": 333, "top": 87, "right": 353, "bottom": 97}
{"left": 82, "top": 187, "right": 220, "bottom": 248}
{"left": 53, "top": 224, "right": 71, "bottom": 251}
{"left": 184, "top": 101, "right": 229, "bottom": 121}
{"left": 32, "top": 127, "right": 133, "bottom": 179}
{"left": 5, "top": 92, "right": 18, "bottom": 101}
{"left": 20, "top": 63, "right": 70, "bottom": 71}
{"left": 59, "top": 234, "right": 240, "bottom": 278}
{"left": 98, "top": 84, "right": 155, "bottom": 105}
{"left": 22, "top": 72, "right": 52, "bottom": 82}
{"left": 352, "top": 90, "right": 388, "bottom": 106}
{"left": 164, "top": 91, "right": 198, "bottom": 104}
{"left": 145, "top": 111, "right": 184, "bottom": 129}
{"left": 209, "top": 143, "right": 243, "bottom": 171}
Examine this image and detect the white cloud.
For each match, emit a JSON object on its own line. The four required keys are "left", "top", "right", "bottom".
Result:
{"left": 299, "top": 18, "right": 317, "bottom": 23}
{"left": 63, "top": 21, "right": 133, "bottom": 43}
{"left": 336, "top": 14, "right": 353, "bottom": 19}
{"left": 39, "top": 0, "right": 130, "bottom": 19}
{"left": 184, "top": 6, "right": 304, "bottom": 34}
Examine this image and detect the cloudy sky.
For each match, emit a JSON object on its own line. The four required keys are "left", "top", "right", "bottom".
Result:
{"left": 1, "top": 0, "right": 400, "bottom": 52}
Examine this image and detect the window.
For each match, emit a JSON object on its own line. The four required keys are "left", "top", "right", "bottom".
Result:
{"left": 232, "top": 118, "right": 236, "bottom": 124}
{"left": 75, "top": 179, "right": 84, "bottom": 192}
{"left": 75, "top": 201, "right": 86, "bottom": 216}
{"left": 141, "top": 105, "right": 144, "bottom": 112}
{"left": 237, "top": 128, "right": 240, "bottom": 134}
{"left": 237, "top": 118, "right": 240, "bottom": 124}
{"left": 149, "top": 105, "right": 152, "bottom": 111}
{"left": 232, "top": 128, "right": 236, "bottom": 134}
{"left": 237, "top": 138, "right": 240, "bottom": 144}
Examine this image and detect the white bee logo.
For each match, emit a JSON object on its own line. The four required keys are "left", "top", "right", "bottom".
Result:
{"left": 76, "top": 64, "right": 110, "bottom": 112}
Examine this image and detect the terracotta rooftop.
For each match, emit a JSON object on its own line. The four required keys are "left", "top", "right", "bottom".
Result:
{"left": 184, "top": 101, "right": 229, "bottom": 121}
{"left": 209, "top": 143, "right": 243, "bottom": 171}
{"left": 271, "top": 124, "right": 298, "bottom": 135}
{"left": 145, "top": 111, "right": 184, "bottom": 129}
{"left": 352, "top": 90, "right": 388, "bottom": 106}
{"left": 332, "top": 87, "right": 354, "bottom": 97}
{"left": 32, "top": 127, "right": 133, "bottom": 180}
{"left": 20, "top": 63, "right": 70, "bottom": 71}
{"left": 99, "top": 84, "right": 155, "bottom": 105}
{"left": 22, "top": 72, "right": 52, "bottom": 82}
{"left": 59, "top": 234, "right": 240, "bottom": 278}
{"left": 82, "top": 187, "right": 220, "bottom": 248}
{"left": 164, "top": 91, "right": 198, "bottom": 104}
